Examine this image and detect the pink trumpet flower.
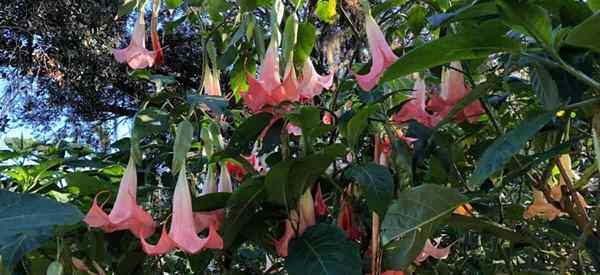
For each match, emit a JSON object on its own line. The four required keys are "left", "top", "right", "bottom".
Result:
{"left": 337, "top": 199, "right": 361, "bottom": 240}
{"left": 150, "top": 0, "right": 163, "bottom": 66}
{"left": 242, "top": 40, "right": 300, "bottom": 113}
{"left": 354, "top": 14, "right": 399, "bottom": 92}
{"left": 392, "top": 79, "right": 440, "bottom": 128}
{"left": 84, "top": 158, "right": 155, "bottom": 238}
{"left": 274, "top": 190, "right": 316, "bottom": 257}
{"left": 140, "top": 167, "right": 224, "bottom": 255}
{"left": 298, "top": 59, "right": 334, "bottom": 99}
{"left": 113, "top": 15, "right": 158, "bottom": 69}
{"left": 203, "top": 64, "right": 221, "bottom": 96}
{"left": 414, "top": 239, "right": 452, "bottom": 264}
{"left": 428, "top": 61, "right": 485, "bottom": 123}
{"left": 314, "top": 184, "right": 328, "bottom": 216}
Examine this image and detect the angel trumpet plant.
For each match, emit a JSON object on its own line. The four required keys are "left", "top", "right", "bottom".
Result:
{"left": 354, "top": 13, "right": 399, "bottom": 92}
{"left": 139, "top": 166, "right": 224, "bottom": 255}
{"left": 113, "top": 14, "right": 159, "bottom": 69}
{"left": 392, "top": 78, "right": 440, "bottom": 128}
{"left": 84, "top": 157, "right": 155, "bottom": 238}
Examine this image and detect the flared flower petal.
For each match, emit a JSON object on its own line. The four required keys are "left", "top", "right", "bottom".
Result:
{"left": 113, "top": 16, "right": 157, "bottom": 69}
{"left": 170, "top": 168, "right": 223, "bottom": 253}
{"left": 83, "top": 193, "right": 111, "bottom": 229}
{"left": 392, "top": 79, "right": 439, "bottom": 128}
{"left": 414, "top": 239, "right": 451, "bottom": 263}
{"left": 354, "top": 14, "right": 398, "bottom": 92}
{"left": 298, "top": 59, "right": 334, "bottom": 99}
{"left": 523, "top": 190, "right": 562, "bottom": 221}
{"left": 242, "top": 74, "right": 272, "bottom": 113}
{"left": 140, "top": 225, "right": 177, "bottom": 256}
{"left": 429, "top": 62, "right": 484, "bottom": 123}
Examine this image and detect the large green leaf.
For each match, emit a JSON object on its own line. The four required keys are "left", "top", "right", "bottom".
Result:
{"left": 165, "top": 0, "right": 183, "bottom": 9}
{"left": 294, "top": 22, "right": 317, "bottom": 64}
{"left": 187, "top": 95, "right": 229, "bottom": 116}
{"left": 131, "top": 108, "right": 170, "bottom": 162}
{"left": 496, "top": 0, "right": 553, "bottom": 47}
{"left": 565, "top": 13, "right": 600, "bottom": 53}
{"left": 225, "top": 112, "right": 273, "bottom": 155}
{"left": 531, "top": 63, "right": 562, "bottom": 111}
{"left": 285, "top": 224, "right": 361, "bottom": 275}
{"left": 191, "top": 192, "right": 231, "bottom": 212}
{"left": 281, "top": 15, "right": 299, "bottom": 74}
{"left": 343, "top": 163, "right": 394, "bottom": 216}
{"left": 344, "top": 106, "right": 372, "bottom": 148}
{"left": 64, "top": 172, "right": 112, "bottom": 197}
{"left": 0, "top": 190, "right": 83, "bottom": 270}
{"left": 381, "top": 185, "right": 467, "bottom": 244}
{"left": 469, "top": 112, "right": 555, "bottom": 189}
{"left": 382, "top": 223, "right": 432, "bottom": 270}
{"left": 382, "top": 26, "right": 519, "bottom": 82}
{"left": 172, "top": 120, "right": 194, "bottom": 174}
{"left": 223, "top": 179, "right": 266, "bottom": 248}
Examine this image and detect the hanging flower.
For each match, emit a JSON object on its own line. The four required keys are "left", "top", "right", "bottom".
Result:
{"left": 84, "top": 158, "right": 156, "bottom": 238}
{"left": 113, "top": 15, "right": 158, "bottom": 69}
{"left": 392, "top": 79, "right": 440, "bottom": 128}
{"left": 428, "top": 62, "right": 485, "bottom": 123}
{"left": 298, "top": 58, "right": 334, "bottom": 99}
{"left": 314, "top": 183, "right": 329, "bottom": 216}
{"left": 414, "top": 239, "right": 452, "bottom": 264}
{"left": 274, "top": 190, "right": 316, "bottom": 257}
{"left": 203, "top": 63, "right": 221, "bottom": 96}
{"left": 242, "top": 40, "right": 299, "bottom": 113}
{"left": 140, "top": 167, "right": 224, "bottom": 255}
{"left": 150, "top": 0, "right": 163, "bottom": 66}
{"left": 523, "top": 190, "right": 562, "bottom": 221}
{"left": 354, "top": 14, "right": 399, "bottom": 92}
{"left": 337, "top": 198, "right": 361, "bottom": 240}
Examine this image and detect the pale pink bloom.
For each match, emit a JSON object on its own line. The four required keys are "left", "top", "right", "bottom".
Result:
{"left": 84, "top": 158, "right": 155, "bottom": 238}
{"left": 287, "top": 123, "right": 303, "bottom": 136}
{"left": 298, "top": 59, "right": 334, "bottom": 99}
{"left": 414, "top": 239, "right": 452, "bottom": 264}
{"left": 275, "top": 190, "right": 316, "bottom": 256}
{"left": 113, "top": 15, "right": 158, "bottom": 69}
{"left": 203, "top": 64, "right": 221, "bottom": 96}
{"left": 354, "top": 14, "right": 399, "bottom": 91}
{"left": 140, "top": 167, "right": 223, "bottom": 255}
{"left": 242, "top": 41, "right": 300, "bottom": 112}
{"left": 429, "top": 61, "right": 485, "bottom": 123}
{"left": 392, "top": 79, "right": 439, "bottom": 128}
{"left": 150, "top": 0, "right": 163, "bottom": 65}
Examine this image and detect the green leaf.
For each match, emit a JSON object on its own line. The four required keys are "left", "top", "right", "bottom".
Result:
{"left": 223, "top": 179, "right": 266, "bottom": 248}
{"left": 382, "top": 223, "right": 432, "bottom": 270}
{"left": 531, "top": 63, "right": 562, "bottom": 111}
{"left": 469, "top": 112, "right": 555, "bottom": 189}
{"left": 131, "top": 108, "right": 170, "bottom": 162}
{"left": 172, "top": 120, "right": 194, "bottom": 174}
{"left": 373, "top": 0, "right": 407, "bottom": 17}
{"left": 590, "top": 0, "right": 600, "bottom": 12}
{"left": 191, "top": 192, "right": 232, "bottom": 211}
{"left": 208, "top": 0, "right": 230, "bottom": 22}
{"left": 286, "top": 224, "right": 361, "bottom": 275}
{"left": 496, "top": 0, "right": 553, "bottom": 47}
{"left": 381, "top": 184, "right": 467, "bottom": 244}
{"left": 315, "top": 0, "right": 337, "bottom": 24}
{"left": 225, "top": 112, "right": 274, "bottom": 155}
{"left": 435, "top": 77, "right": 497, "bottom": 128}
{"left": 382, "top": 26, "right": 520, "bottom": 82}
{"left": 447, "top": 215, "right": 540, "bottom": 246}
{"left": 187, "top": 95, "right": 229, "bottom": 116}
{"left": 64, "top": 172, "right": 112, "bottom": 197}
{"left": 343, "top": 163, "right": 394, "bottom": 216}
{"left": 294, "top": 23, "right": 317, "bottom": 64}
{"left": 0, "top": 190, "right": 83, "bottom": 270}
{"left": 345, "top": 106, "right": 372, "bottom": 148}
{"left": 166, "top": 0, "right": 183, "bottom": 9}
{"left": 565, "top": 13, "right": 600, "bottom": 53}
{"left": 117, "top": 0, "right": 138, "bottom": 18}
{"left": 407, "top": 5, "right": 427, "bottom": 35}
{"left": 46, "top": 261, "right": 63, "bottom": 275}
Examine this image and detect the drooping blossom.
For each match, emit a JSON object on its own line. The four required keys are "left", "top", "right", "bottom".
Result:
{"left": 523, "top": 190, "right": 562, "bottom": 221}
{"left": 428, "top": 62, "right": 485, "bottom": 123}
{"left": 202, "top": 63, "right": 221, "bottom": 96}
{"left": 314, "top": 183, "right": 328, "bottom": 216}
{"left": 298, "top": 58, "right": 334, "bottom": 99}
{"left": 392, "top": 79, "right": 440, "bottom": 128}
{"left": 139, "top": 167, "right": 224, "bottom": 255}
{"left": 84, "top": 158, "right": 155, "bottom": 238}
{"left": 113, "top": 15, "right": 158, "bottom": 69}
{"left": 354, "top": 14, "right": 399, "bottom": 92}
{"left": 275, "top": 190, "right": 316, "bottom": 257}
{"left": 150, "top": 0, "right": 163, "bottom": 66}
{"left": 381, "top": 271, "right": 405, "bottom": 275}
{"left": 337, "top": 199, "right": 362, "bottom": 241}
{"left": 453, "top": 203, "right": 474, "bottom": 216}
{"left": 242, "top": 39, "right": 299, "bottom": 113}
{"left": 414, "top": 239, "right": 452, "bottom": 264}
